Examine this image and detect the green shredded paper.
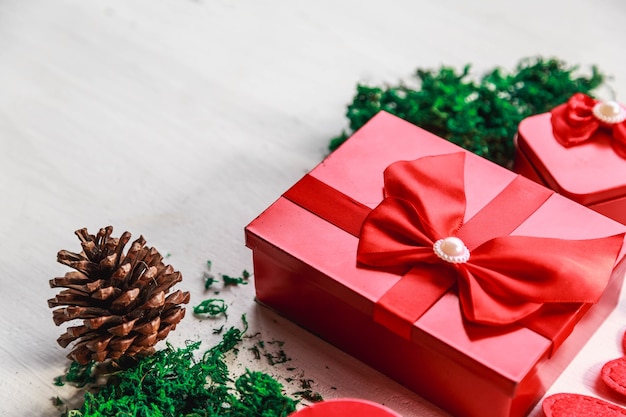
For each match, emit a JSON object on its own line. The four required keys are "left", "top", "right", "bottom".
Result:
{"left": 193, "top": 298, "right": 228, "bottom": 317}
{"left": 330, "top": 57, "right": 605, "bottom": 167}
{"left": 222, "top": 270, "right": 250, "bottom": 286}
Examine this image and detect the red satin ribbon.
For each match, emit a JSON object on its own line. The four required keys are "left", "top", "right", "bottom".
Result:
{"left": 551, "top": 93, "right": 626, "bottom": 158}
{"left": 357, "top": 152, "right": 625, "bottom": 327}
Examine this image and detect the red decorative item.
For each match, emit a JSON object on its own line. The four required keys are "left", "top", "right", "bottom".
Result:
{"left": 602, "top": 357, "right": 626, "bottom": 396}
{"left": 600, "top": 329, "right": 626, "bottom": 396}
{"left": 357, "top": 152, "right": 623, "bottom": 330}
{"left": 246, "top": 112, "right": 626, "bottom": 417}
{"left": 543, "top": 393, "right": 626, "bottom": 416}
{"left": 288, "top": 399, "right": 402, "bottom": 417}
{"left": 551, "top": 93, "right": 626, "bottom": 156}
{"left": 514, "top": 94, "right": 626, "bottom": 225}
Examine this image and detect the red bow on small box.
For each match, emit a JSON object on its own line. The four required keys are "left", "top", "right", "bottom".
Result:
{"left": 551, "top": 92, "right": 626, "bottom": 158}
{"left": 357, "top": 152, "right": 624, "bottom": 327}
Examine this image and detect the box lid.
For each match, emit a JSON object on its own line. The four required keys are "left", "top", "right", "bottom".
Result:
{"left": 517, "top": 112, "right": 626, "bottom": 205}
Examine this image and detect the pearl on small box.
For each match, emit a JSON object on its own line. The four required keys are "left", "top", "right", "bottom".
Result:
{"left": 433, "top": 237, "right": 470, "bottom": 264}
{"left": 593, "top": 100, "right": 626, "bottom": 124}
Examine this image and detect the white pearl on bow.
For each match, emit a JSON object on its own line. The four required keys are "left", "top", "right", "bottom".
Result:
{"left": 433, "top": 237, "right": 470, "bottom": 264}
{"left": 593, "top": 100, "right": 626, "bottom": 124}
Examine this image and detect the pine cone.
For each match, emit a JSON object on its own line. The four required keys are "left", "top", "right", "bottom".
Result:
{"left": 48, "top": 226, "right": 190, "bottom": 365}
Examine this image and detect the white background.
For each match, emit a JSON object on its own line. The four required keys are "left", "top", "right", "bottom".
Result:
{"left": 2, "top": 1, "right": 626, "bottom": 416}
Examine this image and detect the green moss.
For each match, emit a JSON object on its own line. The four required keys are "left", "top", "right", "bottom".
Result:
{"left": 62, "top": 316, "right": 297, "bottom": 417}
{"left": 330, "top": 57, "right": 605, "bottom": 167}
{"left": 54, "top": 361, "right": 96, "bottom": 388}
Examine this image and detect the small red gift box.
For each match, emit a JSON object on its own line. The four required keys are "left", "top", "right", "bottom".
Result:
{"left": 245, "top": 111, "right": 626, "bottom": 417}
{"left": 514, "top": 93, "right": 626, "bottom": 225}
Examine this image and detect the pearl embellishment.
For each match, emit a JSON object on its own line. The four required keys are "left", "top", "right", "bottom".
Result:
{"left": 593, "top": 101, "right": 626, "bottom": 125}
{"left": 433, "top": 237, "right": 470, "bottom": 264}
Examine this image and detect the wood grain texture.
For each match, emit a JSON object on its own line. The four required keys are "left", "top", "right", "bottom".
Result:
{"left": 1, "top": 1, "right": 626, "bottom": 416}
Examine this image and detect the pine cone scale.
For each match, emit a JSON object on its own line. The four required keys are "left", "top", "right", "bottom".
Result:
{"left": 110, "top": 288, "right": 140, "bottom": 311}
{"left": 108, "top": 336, "right": 136, "bottom": 355}
{"left": 85, "top": 335, "right": 113, "bottom": 353}
{"left": 165, "top": 289, "right": 190, "bottom": 305}
{"left": 49, "top": 272, "right": 89, "bottom": 286}
{"left": 107, "top": 318, "right": 139, "bottom": 336}
{"left": 132, "top": 316, "right": 160, "bottom": 336}
{"left": 134, "top": 333, "right": 158, "bottom": 348}
{"left": 161, "top": 306, "right": 185, "bottom": 325}
{"left": 48, "top": 289, "right": 93, "bottom": 307}
{"left": 91, "top": 286, "right": 121, "bottom": 301}
{"left": 49, "top": 279, "right": 104, "bottom": 294}
{"left": 70, "top": 344, "right": 94, "bottom": 364}
{"left": 156, "top": 324, "right": 174, "bottom": 341}
{"left": 57, "top": 332, "right": 78, "bottom": 348}
{"left": 80, "top": 240, "right": 100, "bottom": 262}
{"left": 142, "top": 291, "right": 166, "bottom": 310}
{"left": 52, "top": 306, "right": 111, "bottom": 325}
{"left": 66, "top": 325, "right": 89, "bottom": 338}
{"left": 57, "top": 251, "right": 99, "bottom": 275}
{"left": 85, "top": 315, "right": 121, "bottom": 330}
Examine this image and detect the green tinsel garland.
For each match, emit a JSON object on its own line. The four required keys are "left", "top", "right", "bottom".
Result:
{"left": 330, "top": 57, "right": 605, "bottom": 167}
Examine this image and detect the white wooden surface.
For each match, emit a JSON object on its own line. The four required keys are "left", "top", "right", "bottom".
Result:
{"left": 2, "top": 1, "right": 626, "bottom": 416}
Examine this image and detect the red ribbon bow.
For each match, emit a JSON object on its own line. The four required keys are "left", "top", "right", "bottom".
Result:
{"left": 357, "top": 152, "right": 624, "bottom": 326}
{"left": 551, "top": 92, "right": 626, "bottom": 158}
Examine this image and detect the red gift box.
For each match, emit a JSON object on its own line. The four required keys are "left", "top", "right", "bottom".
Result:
{"left": 514, "top": 94, "right": 626, "bottom": 225}
{"left": 245, "top": 111, "right": 626, "bottom": 417}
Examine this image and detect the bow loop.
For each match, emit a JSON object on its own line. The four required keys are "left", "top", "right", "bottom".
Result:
{"left": 382, "top": 152, "right": 466, "bottom": 238}
{"left": 357, "top": 197, "right": 437, "bottom": 269}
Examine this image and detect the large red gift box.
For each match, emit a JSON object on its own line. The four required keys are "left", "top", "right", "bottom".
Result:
{"left": 514, "top": 93, "right": 626, "bottom": 225}
{"left": 245, "top": 111, "right": 626, "bottom": 417}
